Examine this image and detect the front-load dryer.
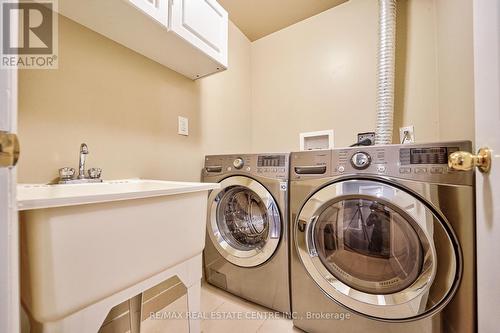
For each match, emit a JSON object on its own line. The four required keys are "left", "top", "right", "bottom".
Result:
{"left": 290, "top": 142, "right": 475, "bottom": 332}
{"left": 202, "top": 153, "right": 291, "bottom": 314}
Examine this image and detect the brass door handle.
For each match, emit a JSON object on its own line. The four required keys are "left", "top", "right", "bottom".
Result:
{"left": 0, "top": 131, "right": 20, "bottom": 168}
{"left": 448, "top": 147, "right": 491, "bottom": 173}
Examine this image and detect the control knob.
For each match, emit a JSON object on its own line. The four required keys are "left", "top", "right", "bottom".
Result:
{"left": 233, "top": 158, "right": 244, "bottom": 169}
{"left": 351, "top": 152, "right": 371, "bottom": 169}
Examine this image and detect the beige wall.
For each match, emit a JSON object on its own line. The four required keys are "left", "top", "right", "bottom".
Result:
{"left": 250, "top": 0, "right": 474, "bottom": 152}
{"left": 394, "top": 0, "right": 440, "bottom": 143}
{"left": 435, "top": 0, "right": 475, "bottom": 143}
{"left": 251, "top": 0, "right": 379, "bottom": 151}
{"left": 17, "top": 17, "right": 251, "bottom": 183}
{"left": 198, "top": 24, "right": 252, "bottom": 155}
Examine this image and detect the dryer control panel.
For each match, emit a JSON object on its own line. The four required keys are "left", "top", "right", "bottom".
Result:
{"left": 204, "top": 153, "right": 289, "bottom": 180}
{"left": 291, "top": 141, "right": 474, "bottom": 186}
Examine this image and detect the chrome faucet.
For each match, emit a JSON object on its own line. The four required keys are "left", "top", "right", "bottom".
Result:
{"left": 78, "top": 143, "right": 89, "bottom": 179}
{"left": 56, "top": 143, "right": 103, "bottom": 184}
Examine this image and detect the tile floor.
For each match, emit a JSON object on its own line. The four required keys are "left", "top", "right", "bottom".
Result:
{"left": 200, "top": 283, "right": 302, "bottom": 333}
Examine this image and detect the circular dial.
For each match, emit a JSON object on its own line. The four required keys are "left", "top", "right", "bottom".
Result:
{"left": 233, "top": 158, "right": 244, "bottom": 169}
{"left": 351, "top": 152, "right": 371, "bottom": 169}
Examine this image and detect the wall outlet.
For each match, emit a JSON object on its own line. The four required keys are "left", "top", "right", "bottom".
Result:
{"left": 178, "top": 116, "right": 189, "bottom": 136}
{"left": 399, "top": 126, "right": 415, "bottom": 144}
{"left": 357, "top": 132, "right": 376, "bottom": 145}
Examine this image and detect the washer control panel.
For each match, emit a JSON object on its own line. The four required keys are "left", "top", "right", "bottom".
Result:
{"left": 204, "top": 153, "right": 289, "bottom": 179}
{"left": 290, "top": 141, "right": 473, "bottom": 186}
{"left": 256, "top": 154, "right": 288, "bottom": 176}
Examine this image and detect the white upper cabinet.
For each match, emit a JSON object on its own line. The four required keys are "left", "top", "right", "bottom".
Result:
{"left": 129, "top": 0, "right": 169, "bottom": 26}
{"left": 170, "top": 0, "right": 228, "bottom": 68}
{"left": 56, "top": 0, "right": 228, "bottom": 79}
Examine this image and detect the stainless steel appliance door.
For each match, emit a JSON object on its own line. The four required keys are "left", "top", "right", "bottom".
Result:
{"left": 208, "top": 176, "right": 281, "bottom": 267}
{"left": 295, "top": 179, "right": 461, "bottom": 321}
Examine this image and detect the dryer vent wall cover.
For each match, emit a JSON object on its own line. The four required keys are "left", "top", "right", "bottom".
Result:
{"left": 300, "top": 130, "right": 334, "bottom": 151}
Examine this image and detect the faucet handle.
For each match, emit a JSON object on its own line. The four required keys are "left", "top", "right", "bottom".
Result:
{"left": 59, "top": 167, "right": 76, "bottom": 180}
{"left": 88, "top": 168, "right": 102, "bottom": 179}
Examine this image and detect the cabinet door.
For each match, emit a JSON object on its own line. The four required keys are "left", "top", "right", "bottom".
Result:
{"left": 170, "top": 0, "right": 228, "bottom": 67}
{"left": 128, "top": 0, "right": 169, "bottom": 26}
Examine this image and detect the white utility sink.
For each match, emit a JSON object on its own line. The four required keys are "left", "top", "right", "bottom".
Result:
{"left": 18, "top": 179, "right": 219, "bottom": 333}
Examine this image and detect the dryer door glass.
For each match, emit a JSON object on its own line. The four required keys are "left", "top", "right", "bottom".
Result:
{"left": 295, "top": 179, "right": 460, "bottom": 320}
{"left": 313, "top": 198, "right": 424, "bottom": 294}
{"left": 216, "top": 186, "right": 271, "bottom": 251}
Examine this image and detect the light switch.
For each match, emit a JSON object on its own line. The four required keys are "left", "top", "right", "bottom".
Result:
{"left": 178, "top": 116, "right": 189, "bottom": 136}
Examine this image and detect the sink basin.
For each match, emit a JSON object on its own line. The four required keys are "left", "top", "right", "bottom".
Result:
{"left": 18, "top": 179, "right": 218, "bottom": 330}
{"left": 17, "top": 178, "right": 218, "bottom": 210}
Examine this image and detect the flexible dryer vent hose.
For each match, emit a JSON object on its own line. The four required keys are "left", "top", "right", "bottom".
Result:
{"left": 375, "top": 0, "right": 397, "bottom": 145}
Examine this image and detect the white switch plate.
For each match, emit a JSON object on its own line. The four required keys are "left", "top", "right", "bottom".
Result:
{"left": 399, "top": 125, "right": 415, "bottom": 144}
{"left": 178, "top": 116, "right": 189, "bottom": 136}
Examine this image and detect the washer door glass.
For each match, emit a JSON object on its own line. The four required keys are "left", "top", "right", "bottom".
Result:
{"left": 295, "top": 179, "right": 460, "bottom": 321}
{"left": 314, "top": 198, "right": 424, "bottom": 295}
{"left": 208, "top": 176, "right": 281, "bottom": 267}
{"left": 217, "top": 186, "right": 270, "bottom": 251}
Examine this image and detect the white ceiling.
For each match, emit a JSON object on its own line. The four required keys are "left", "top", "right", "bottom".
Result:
{"left": 218, "top": 0, "right": 349, "bottom": 41}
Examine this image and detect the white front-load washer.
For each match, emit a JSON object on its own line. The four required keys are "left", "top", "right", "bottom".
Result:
{"left": 290, "top": 142, "right": 475, "bottom": 332}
